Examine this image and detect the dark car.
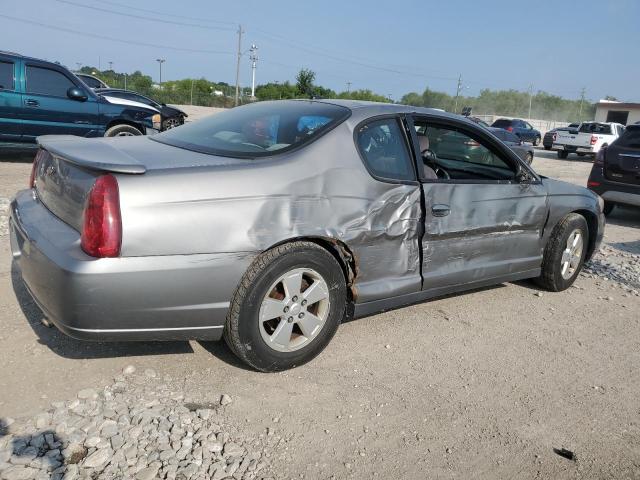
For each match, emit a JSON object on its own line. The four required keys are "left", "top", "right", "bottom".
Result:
{"left": 468, "top": 116, "right": 490, "bottom": 127}
{"left": 0, "top": 51, "right": 162, "bottom": 146}
{"left": 587, "top": 124, "right": 640, "bottom": 216}
{"left": 543, "top": 123, "right": 580, "bottom": 150}
{"left": 491, "top": 118, "right": 542, "bottom": 146}
{"left": 75, "top": 73, "right": 109, "bottom": 89}
{"left": 488, "top": 127, "right": 534, "bottom": 164}
{"left": 95, "top": 88, "right": 187, "bottom": 130}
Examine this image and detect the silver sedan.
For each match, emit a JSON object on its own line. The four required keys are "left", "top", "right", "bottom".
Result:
{"left": 10, "top": 100, "right": 605, "bottom": 371}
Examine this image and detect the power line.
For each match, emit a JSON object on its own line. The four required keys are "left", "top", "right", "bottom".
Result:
{"left": 97, "top": 0, "right": 237, "bottom": 26}
{"left": 52, "top": 0, "right": 234, "bottom": 31}
{"left": 0, "top": 14, "right": 235, "bottom": 55}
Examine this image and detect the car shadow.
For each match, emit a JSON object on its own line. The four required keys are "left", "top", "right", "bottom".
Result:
{"left": 604, "top": 205, "right": 640, "bottom": 229}
{"left": 196, "top": 341, "right": 256, "bottom": 371}
{"left": 11, "top": 261, "right": 194, "bottom": 360}
{"left": 0, "top": 148, "right": 38, "bottom": 163}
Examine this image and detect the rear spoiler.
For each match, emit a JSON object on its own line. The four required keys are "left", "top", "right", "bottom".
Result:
{"left": 37, "top": 135, "right": 146, "bottom": 174}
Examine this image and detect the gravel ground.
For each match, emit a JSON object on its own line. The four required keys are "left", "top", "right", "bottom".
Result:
{"left": 0, "top": 148, "right": 639, "bottom": 479}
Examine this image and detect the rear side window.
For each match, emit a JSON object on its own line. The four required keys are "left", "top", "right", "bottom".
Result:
{"left": 491, "top": 119, "right": 511, "bottom": 128}
{"left": 357, "top": 118, "right": 414, "bottom": 181}
{"left": 616, "top": 127, "right": 640, "bottom": 148}
{"left": 26, "top": 66, "right": 75, "bottom": 97}
{"left": 0, "top": 61, "right": 14, "bottom": 90}
{"left": 153, "top": 100, "right": 350, "bottom": 157}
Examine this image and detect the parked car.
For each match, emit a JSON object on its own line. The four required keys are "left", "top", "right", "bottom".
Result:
{"left": 587, "top": 123, "right": 640, "bottom": 215}
{"left": 95, "top": 88, "right": 187, "bottom": 130}
{"left": 553, "top": 122, "right": 625, "bottom": 159}
{"left": 487, "top": 127, "right": 534, "bottom": 164}
{"left": 491, "top": 118, "right": 542, "bottom": 145}
{"left": 75, "top": 73, "right": 109, "bottom": 89}
{"left": 10, "top": 100, "right": 605, "bottom": 371}
{"left": 0, "top": 52, "right": 162, "bottom": 146}
{"left": 543, "top": 123, "right": 580, "bottom": 150}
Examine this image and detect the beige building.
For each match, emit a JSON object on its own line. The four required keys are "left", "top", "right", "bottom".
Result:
{"left": 594, "top": 100, "right": 640, "bottom": 125}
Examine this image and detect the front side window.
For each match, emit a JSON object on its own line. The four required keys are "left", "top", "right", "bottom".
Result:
{"left": 414, "top": 121, "right": 517, "bottom": 182}
{"left": 79, "top": 76, "right": 104, "bottom": 88}
{"left": 356, "top": 118, "right": 414, "bottom": 181}
{"left": 26, "top": 66, "right": 75, "bottom": 97}
{"left": 153, "top": 100, "right": 350, "bottom": 157}
{"left": 0, "top": 61, "right": 14, "bottom": 90}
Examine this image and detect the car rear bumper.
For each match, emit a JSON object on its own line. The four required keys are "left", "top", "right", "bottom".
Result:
{"left": 10, "top": 190, "right": 254, "bottom": 341}
{"left": 553, "top": 144, "right": 594, "bottom": 154}
{"left": 588, "top": 167, "right": 640, "bottom": 207}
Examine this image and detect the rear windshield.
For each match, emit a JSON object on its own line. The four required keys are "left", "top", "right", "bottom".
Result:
{"left": 152, "top": 101, "right": 350, "bottom": 157}
{"left": 616, "top": 127, "right": 640, "bottom": 148}
{"left": 491, "top": 119, "right": 512, "bottom": 128}
{"left": 579, "top": 123, "right": 612, "bottom": 135}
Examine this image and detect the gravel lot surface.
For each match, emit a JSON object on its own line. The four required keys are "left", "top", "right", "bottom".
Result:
{"left": 1, "top": 147, "right": 639, "bottom": 479}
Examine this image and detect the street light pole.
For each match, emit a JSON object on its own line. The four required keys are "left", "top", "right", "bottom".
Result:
{"left": 528, "top": 84, "right": 533, "bottom": 119}
{"left": 156, "top": 58, "right": 165, "bottom": 89}
{"left": 249, "top": 44, "right": 258, "bottom": 99}
{"left": 454, "top": 74, "right": 462, "bottom": 113}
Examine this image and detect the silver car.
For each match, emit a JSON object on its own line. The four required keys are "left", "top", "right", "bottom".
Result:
{"left": 10, "top": 100, "right": 605, "bottom": 371}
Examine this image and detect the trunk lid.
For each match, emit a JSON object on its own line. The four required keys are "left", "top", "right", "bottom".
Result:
{"left": 34, "top": 135, "right": 254, "bottom": 231}
{"left": 604, "top": 126, "right": 640, "bottom": 186}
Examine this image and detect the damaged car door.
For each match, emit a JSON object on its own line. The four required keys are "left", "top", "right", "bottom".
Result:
{"left": 408, "top": 116, "right": 548, "bottom": 292}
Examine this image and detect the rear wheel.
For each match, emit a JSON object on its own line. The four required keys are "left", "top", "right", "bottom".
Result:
{"left": 525, "top": 152, "right": 533, "bottom": 165}
{"left": 536, "top": 213, "right": 588, "bottom": 291}
{"left": 603, "top": 201, "right": 615, "bottom": 216}
{"left": 557, "top": 150, "right": 569, "bottom": 159}
{"left": 224, "top": 241, "right": 347, "bottom": 372}
{"left": 104, "top": 124, "right": 143, "bottom": 137}
{"left": 544, "top": 145, "right": 551, "bottom": 151}
{"left": 533, "top": 136, "right": 541, "bottom": 146}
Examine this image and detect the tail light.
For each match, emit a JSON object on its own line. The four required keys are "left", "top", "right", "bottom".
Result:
{"left": 587, "top": 181, "right": 601, "bottom": 187}
{"left": 594, "top": 146, "right": 607, "bottom": 166}
{"left": 590, "top": 135, "right": 597, "bottom": 145}
{"left": 506, "top": 126, "right": 514, "bottom": 132}
{"left": 30, "top": 149, "right": 46, "bottom": 188}
{"left": 81, "top": 174, "right": 121, "bottom": 258}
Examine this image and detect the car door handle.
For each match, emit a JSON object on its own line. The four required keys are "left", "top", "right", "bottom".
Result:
{"left": 431, "top": 204, "right": 451, "bottom": 217}
{"left": 25, "top": 99, "right": 39, "bottom": 107}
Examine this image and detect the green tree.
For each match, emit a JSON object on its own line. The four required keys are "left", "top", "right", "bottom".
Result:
{"left": 296, "top": 69, "right": 316, "bottom": 97}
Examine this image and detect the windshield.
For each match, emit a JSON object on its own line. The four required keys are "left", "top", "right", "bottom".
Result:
{"left": 579, "top": 123, "right": 612, "bottom": 135}
{"left": 152, "top": 101, "right": 350, "bottom": 157}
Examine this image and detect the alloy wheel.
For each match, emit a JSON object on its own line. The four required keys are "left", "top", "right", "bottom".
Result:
{"left": 560, "top": 229, "right": 584, "bottom": 280}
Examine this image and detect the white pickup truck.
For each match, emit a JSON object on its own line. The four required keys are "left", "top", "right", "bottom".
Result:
{"left": 553, "top": 122, "right": 626, "bottom": 159}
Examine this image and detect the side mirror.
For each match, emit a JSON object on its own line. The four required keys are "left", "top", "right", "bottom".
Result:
{"left": 515, "top": 165, "right": 533, "bottom": 183}
{"left": 67, "top": 87, "right": 88, "bottom": 101}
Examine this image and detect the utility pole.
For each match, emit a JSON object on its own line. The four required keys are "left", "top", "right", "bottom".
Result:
{"left": 234, "top": 24, "right": 243, "bottom": 106}
{"left": 124, "top": 73, "right": 127, "bottom": 90}
{"left": 454, "top": 74, "right": 462, "bottom": 113}
{"left": 579, "top": 87, "right": 586, "bottom": 121}
{"left": 190, "top": 79, "right": 195, "bottom": 105}
{"left": 108, "top": 61, "right": 113, "bottom": 71}
{"left": 249, "top": 44, "right": 258, "bottom": 99}
{"left": 156, "top": 58, "right": 165, "bottom": 89}
{"left": 528, "top": 84, "right": 533, "bottom": 119}
{"left": 347, "top": 81, "right": 351, "bottom": 93}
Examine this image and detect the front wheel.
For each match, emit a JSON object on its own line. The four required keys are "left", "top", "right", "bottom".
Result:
{"left": 536, "top": 213, "right": 588, "bottom": 291}
{"left": 557, "top": 150, "right": 569, "bottom": 159}
{"left": 104, "top": 124, "right": 143, "bottom": 137}
{"left": 224, "top": 241, "right": 347, "bottom": 372}
{"left": 525, "top": 152, "right": 533, "bottom": 165}
{"left": 533, "top": 136, "right": 541, "bottom": 146}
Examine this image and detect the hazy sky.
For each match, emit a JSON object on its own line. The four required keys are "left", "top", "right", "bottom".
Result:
{"left": 1, "top": 0, "right": 638, "bottom": 102}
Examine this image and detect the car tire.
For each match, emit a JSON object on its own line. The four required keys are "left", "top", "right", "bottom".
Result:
{"left": 525, "top": 152, "right": 533, "bottom": 165}
{"left": 533, "top": 136, "right": 541, "bottom": 146}
{"left": 224, "top": 241, "right": 347, "bottom": 372}
{"left": 557, "top": 150, "right": 569, "bottom": 159}
{"left": 104, "top": 124, "right": 143, "bottom": 137}
{"left": 536, "top": 213, "right": 589, "bottom": 292}
{"left": 544, "top": 145, "right": 551, "bottom": 151}
{"left": 603, "top": 201, "right": 615, "bottom": 216}
{"left": 577, "top": 153, "right": 586, "bottom": 157}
